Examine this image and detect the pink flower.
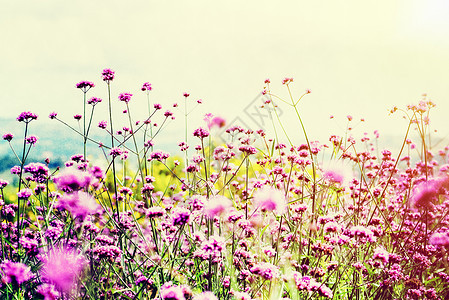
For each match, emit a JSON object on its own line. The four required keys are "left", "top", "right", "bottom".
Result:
{"left": 57, "top": 191, "right": 100, "bottom": 219}
{"left": 53, "top": 169, "right": 92, "bottom": 192}
{"left": 253, "top": 186, "right": 286, "bottom": 215}
{"left": 41, "top": 247, "right": 86, "bottom": 293}
{"left": 0, "top": 260, "right": 33, "bottom": 284}
{"left": 203, "top": 196, "right": 232, "bottom": 218}
{"left": 101, "top": 68, "right": 115, "bottom": 82}
{"left": 410, "top": 177, "right": 449, "bottom": 209}
{"left": 160, "top": 282, "right": 186, "bottom": 300}
{"left": 118, "top": 92, "right": 133, "bottom": 103}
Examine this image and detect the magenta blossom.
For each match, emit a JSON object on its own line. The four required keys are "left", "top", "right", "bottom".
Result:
{"left": 41, "top": 247, "right": 86, "bottom": 293}
{"left": 53, "top": 168, "right": 92, "bottom": 192}
{"left": 203, "top": 195, "right": 232, "bottom": 218}
{"left": 253, "top": 186, "right": 286, "bottom": 215}
{"left": 56, "top": 191, "right": 100, "bottom": 219}
{"left": 101, "top": 68, "right": 115, "bottom": 82}
{"left": 0, "top": 260, "right": 33, "bottom": 285}
{"left": 2, "top": 133, "right": 13, "bottom": 142}
{"left": 141, "top": 82, "right": 152, "bottom": 91}
{"left": 118, "top": 92, "right": 133, "bottom": 103}
{"left": 75, "top": 81, "right": 95, "bottom": 92}
{"left": 17, "top": 111, "right": 38, "bottom": 123}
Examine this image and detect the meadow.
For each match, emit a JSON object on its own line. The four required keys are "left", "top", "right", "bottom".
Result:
{"left": 1, "top": 69, "right": 448, "bottom": 299}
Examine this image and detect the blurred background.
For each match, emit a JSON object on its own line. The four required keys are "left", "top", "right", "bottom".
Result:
{"left": 1, "top": 0, "right": 449, "bottom": 168}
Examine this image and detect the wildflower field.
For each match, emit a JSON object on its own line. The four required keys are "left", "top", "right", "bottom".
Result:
{"left": 1, "top": 69, "right": 449, "bottom": 300}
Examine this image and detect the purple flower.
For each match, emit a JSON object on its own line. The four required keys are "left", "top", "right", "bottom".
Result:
{"left": 160, "top": 283, "right": 186, "bottom": 300}
{"left": 0, "top": 260, "right": 33, "bottom": 284}
{"left": 48, "top": 112, "right": 58, "bottom": 119}
{"left": 203, "top": 195, "right": 232, "bottom": 218}
{"left": 193, "top": 127, "right": 209, "bottom": 139}
{"left": 141, "top": 82, "right": 152, "bottom": 92}
{"left": 87, "top": 97, "right": 102, "bottom": 105}
{"left": 109, "top": 147, "right": 123, "bottom": 157}
{"left": 25, "top": 135, "right": 38, "bottom": 145}
{"left": 0, "top": 179, "right": 9, "bottom": 189}
{"left": 74, "top": 114, "right": 82, "bottom": 120}
{"left": 98, "top": 120, "right": 107, "bottom": 129}
{"left": 93, "top": 245, "right": 121, "bottom": 261}
{"left": 17, "top": 188, "right": 32, "bottom": 200}
{"left": 56, "top": 191, "right": 100, "bottom": 219}
{"left": 101, "top": 68, "right": 115, "bottom": 82}
{"left": 36, "top": 284, "right": 60, "bottom": 300}
{"left": 253, "top": 186, "right": 286, "bottom": 215}
{"left": 154, "top": 103, "right": 162, "bottom": 110}
{"left": 41, "top": 247, "right": 85, "bottom": 293}
{"left": 17, "top": 111, "right": 38, "bottom": 123}
{"left": 171, "top": 207, "right": 191, "bottom": 226}
{"left": 250, "top": 262, "right": 279, "bottom": 280}
{"left": 2, "top": 133, "right": 13, "bottom": 142}
{"left": 53, "top": 169, "right": 92, "bottom": 192}
{"left": 10, "top": 165, "right": 21, "bottom": 175}
{"left": 410, "top": 178, "right": 448, "bottom": 209}
{"left": 76, "top": 81, "right": 95, "bottom": 91}
{"left": 429, "top": 232, "right": 449, "bottom": 247}
{"left": 118, "top": 92, "right": 133, "bottom": 103}
{"left": 24, "top": 162, "right": 49, "bottom": 183}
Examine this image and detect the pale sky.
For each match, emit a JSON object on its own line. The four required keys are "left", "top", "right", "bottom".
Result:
{"left": 2, "top": 0, "right": 449, "bottom": 150}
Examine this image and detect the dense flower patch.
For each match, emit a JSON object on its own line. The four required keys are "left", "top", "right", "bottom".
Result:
{"left": 1, "top": 70, "right": 449, "bottom": 299}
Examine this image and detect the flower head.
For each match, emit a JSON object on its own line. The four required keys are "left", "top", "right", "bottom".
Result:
{"left": 56, "top": 191, "right": 100, "bottom": 219}
{"left": 141, "top": 82, "right": 152, "bottom": 91}
{"left": 203, "top": 195, "right": 232, "bottom": 218}
{"left": 49, "top": 112, "right": 58, "bottom": 119}
{"left": 87, "top": 97, "right": 102, "bottom": 105}
{"left": 41, "top": 247, "right": 85, "bottom": 293}
{"left": 2, "top": 133, "right": 13, "bottom": 142}
{"left": 193, "top": 127, "right": 209, "bottom": 139}
{"left": 253, "top": 186, "right": 286, "bottom": 215}
{"left": 26, "top": 135, "right": 38, "bottom": 145}
{"left": 101, "top": 68, "right": 115, "bottom": 82}
{"left": 17, "top": 111, "right": 38, "bottom": 123}
{"left": 76, "top": 81, "right": 95, "bottom": 92}
{"left": 0, "top": 260, "right": 33, "bottom": 285}
{"left": 118, "top": 92, "right": 133, "bottom": 103}
{"left": 53, "top": 169, "right": 92, "bottom": 192}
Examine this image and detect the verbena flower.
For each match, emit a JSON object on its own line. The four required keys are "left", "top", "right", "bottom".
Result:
{"left": 250, "top": 262, "right": 279, "bottom": 280}
{"left": 17, "top": 111, "right": 38, "bottom": 123}
{"left": 118, "top": 92, "right": 133, "bottom": 103}
{"left": 141, "top": 82, "right": 152, "bottom": 91}
{"left": 253, "top": 186, "right": 286, "bottom": 215}
{"left": 41, "top": 247, "right": 85, "bottom": 293}
{"left": 25, "top": 135, "right": 38, "bottom": 145}
{"left": 171, "top": 207, "right": 191, "bottom": 226}
{"left": 193, "top": 127, "right": 209, "bottom": 139}
{"left": 76, "top": 81, "right": 95, "bottom": 91}
{"left": 87, "top": 97, "right": 102, "bottom": 105}
{"left": 0, "top": 260, "right": 33, "bottom": 285}
{"left": 56, "top": 191, "right": 100, "bottom": 219}
{"left": 2, "top": 133, "right": 13, "bottom": 141}
{"left": 98, "top": 120, "right": 107, "bottom": 129}
{"left": 24, "top": 162, "right": 49, "bottom": 183}
{"left": 17, "top": 188, "right": 32, "bottom": 200}
{"left": 203, "top": 195, "right": 232, "bottom": 218}
{"left": 36, "top": 283, "right": 60, "bottom": 300}
{"left": 101, "top": 68, "right": 115, "bottom": 82}
{"left": 53, "top": 169, "right": 92, "bottom": 192}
